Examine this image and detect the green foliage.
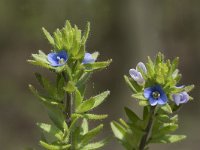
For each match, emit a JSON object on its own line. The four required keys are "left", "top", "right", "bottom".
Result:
{"left": 29, "top": 20, "right": 111, "bottom": 150}
{"left": 28, "top": 20, "right": 111, "bottom": 73}
{"left": 111, "top": 52, "right": 194, "bottom": 150}
{"left": 75, "top": 91, "right": 110, "bottom": 113}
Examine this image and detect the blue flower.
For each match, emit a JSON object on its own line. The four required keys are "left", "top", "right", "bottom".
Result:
{"left": 82, "top": 52, "right": 96, "bottom": 64}
{"left": 172, "top": 92, "right": 189, "bottom": 106}
{"left": 129, "top": 69, "right": 145, "bottom": 85}
{"left": 144, "top": 85, "right": 168, "bottom": 106}
{"left": 47, "top": 50, "right": 68, "bottom": 67}
{"left": 136, "top": 62, "right": 147, "bottom": 74}
{"left": 129, "top": 62, "right": 147, "bottom": 86}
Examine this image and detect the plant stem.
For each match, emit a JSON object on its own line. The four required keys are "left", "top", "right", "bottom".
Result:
{"left": 62, "top": 72, "right": 72, "bottom": 126}
{"left": 139, "top": 106, "right": 155, "bottom": 150}
{"left": 62, "top": 72, "right": 73, "bottom": 148}
{"left": 66, "top": 92, "right": 72, "bottom": 126}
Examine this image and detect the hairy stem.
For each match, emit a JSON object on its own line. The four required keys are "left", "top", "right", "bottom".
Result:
{"left": 62, "top": 72, "right": 73, "bottom": 147}
{"left": 66, "top": 93, "right": 72, "bottom": 126}
{"left": 62, "top": 72, "right": 72, "bottom": 125}
{"left": 139, "top": 106, "right": 155, "bottom": 150}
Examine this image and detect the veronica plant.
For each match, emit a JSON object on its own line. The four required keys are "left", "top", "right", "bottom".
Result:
{"left": 111, "top": 52, "right": 194, "bottom": 150}
{"left": 28, "top": 20, "right": 112, "bottom": 150}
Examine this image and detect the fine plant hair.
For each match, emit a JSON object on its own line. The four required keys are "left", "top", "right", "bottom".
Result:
{"left": 28, "top": 20, "right": 111, "bottom": 150}
{"left": 111, "top": 52, "right": 194, "bottom": 150}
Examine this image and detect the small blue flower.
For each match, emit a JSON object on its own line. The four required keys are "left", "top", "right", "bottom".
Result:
{"left": 82, "top": 52, "right": 96, "bottom": 64}
{"left": 172, "top": 92, "right": 189, "bottom": 106}
{"left": 47, "top": 50, "right": 68, "bottom": 67}
{"left": 129, "top": 69, "right": 145, "bottom": 85}
{"left": 136, "top": 62, "right": 147, "bottom": 74}
{"left": 129, "top": 62, "right": 147, "bottom": 86}
{"left": 144, "top": 85, "right": 168, "bottom": 106}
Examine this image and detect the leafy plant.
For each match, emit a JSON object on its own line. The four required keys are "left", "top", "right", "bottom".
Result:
{"left": 28, "top": 20, "right": 111, "bottom": 150}
{"left": 111, "top": 52, "right": 194, "bottom": 150}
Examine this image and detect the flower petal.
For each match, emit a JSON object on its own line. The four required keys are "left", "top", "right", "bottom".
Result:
{"left": 149, "top": 97, "right": 158, "bottom": 106}
{"left": 173, "top": 94, "right": 181, "bottom": 106}
{"left": 181, "top": 92, "right": 189, "bottom": 103}
{"left": 136, "top": 62, "right": 147, "bottom": 74}
{"left": 159, "top": 92, "right": 168, "bottom": 103}
{"left": 58, "top": 50, "right": 68, "bottom": 60}
{"left": 129, "top": 69, "right": 139, "bottom": 79}
{"left": 47, "top": 52, "right": 59, "bottom": 66}
{"left": 173, "top": 92, "right": 189, "bottom": 106}
{"left": 144, "top": 87, "right": 153, "bottom": 99}
{"left": 157, "top": 98, "right": 167, "bottom": 105}
{"left": 47, "top": 50, "right": 68, "bottom": 67}
{"left": 129, "top": 69, "right": 145, "bottom": 85}
{"left": 83, "top": 52, "right": 95, "bottom": 64}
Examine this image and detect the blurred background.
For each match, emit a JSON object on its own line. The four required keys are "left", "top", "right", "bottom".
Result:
{"left": 0, "top": 0, "right": 199, "bottom": 149}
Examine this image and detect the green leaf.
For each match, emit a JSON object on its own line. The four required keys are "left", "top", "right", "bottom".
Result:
{"left": 124, "top": 107, "right": 141, "bottom": 123}
{"left": 155, "top": 52, "right": 164, "bottom": 65}
{"left": 184, "top": 84, "right": 194, "bottom": 92}
{"left": 76, "top": 72, "right": 91, "bottom": 97}
{"left": 29, "top": 84, "right": 62, "bottom": 107}
{"left": 110, "top": 121, "right": 134, "bottom": 150}
{"left": 42, "top": 27, "right": 55, "bottom": 46}
{"left": 34, "top": 73, "right": 58, "bottom": 98}
{"left": 63, "top": 65, "right": 72, "bottom": 80}
{"left": 81, "top": 118, "right": 89, "bottom": 135}
{"left": 77, "top": 72, "right": 91, "bottom": 88}
{"left": 37, "top": 123, "right": 64, "bottom": 141}
{"left": 62, "top": 117, "right": 80, "bottom": 144}
{"left": 75, "top": 99, "right": 95, "bottom": 114}
{"left": 81, "top": 139, "right": 107, "bottom": 150}
{"left": 110, "top": 122, "right": 126, "bottom": 141}
{"left": 124, "top": 75, "right": 137, "bottom": 93}
{"left": 76, "top": 91, "right": 110, "bottom": 113}
{"left": 150, "top": 134, "right": 186, "bottom": 144}
{"left": 170, "top": 115, "right": 178, "bottom": 123}
{"left": 74, "top": 88, "right": 83, "bottom": 109}
{"left": 32, "top": 53, "right": 49, "bottom": 64}
{"left": 69, "top": 117, "right": 80, "bottom": 132}
{"left": 54, "top": 28, "right": 63, "bottom": 50}
{"left": 82, "top": 22, "right": 90, "bottom": 44}
{"left": 39, "top": 141, "right": 71, "bottom": 150}
{"left": 132, "top": 93, "right": 146, "bottom": 100}
{"left": 27, "top": 59, "right": 52, "bottom": 69}
{"left": 63, "top": 81, "right": 76, "bottom": 93}
{"left": 28, "top": 50, "right": 52, "bottom": 69}
{"left": 146, "top": 56, "right": 155, "bottom": 78}
{"left": 152, "top": 123, "right": 178, "bottom": 138}
{"left": 72, "top": 113, "right": 108, "bottom": 120}
{"left": 84, "top": 60, "right": 112, "bottom": 71}
{"left": 119, "top": 118, "right": 129, "bottom": 129}
{"left": 79, "top": 124, "right": 104, "bottom": 147}
{"left": 72, "top": 126, "right": 81, "bottom": 148}
{"left": 171, "top": 57, "right": 179, "bottom": 73}
{"left": 157, "top": 114, "right": 170, "bottom": 122}
{"left": 91, "top": 52, "right": 99, "bottom": 61}
{"left": 46, "top": 105, "right": 68, "bottom": 132}
{"left": 159, "top": 104, "right": 172, "bottom": 114}
{"left": 139, "top": 100, "right": 149, "bottom": 106}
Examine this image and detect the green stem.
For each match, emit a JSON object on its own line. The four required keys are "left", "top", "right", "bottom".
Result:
{"left": 62, "top": 72, "right": 72, "bottom": 126}
{"left": 66, "top": 93, "right": 72, "bottom": 126}
{"left": 62, "top": 72, "right": 73, "bottom": 148}
{"left": 139, "top": 106, "right": 155, "bottom": 150}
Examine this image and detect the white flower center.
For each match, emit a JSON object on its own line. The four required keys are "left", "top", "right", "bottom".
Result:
{"left": 152, "top": 91, "right": 160, "bottom": 99}
{"left": 57, "top": 56, "right": 65, "bottom": 64}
